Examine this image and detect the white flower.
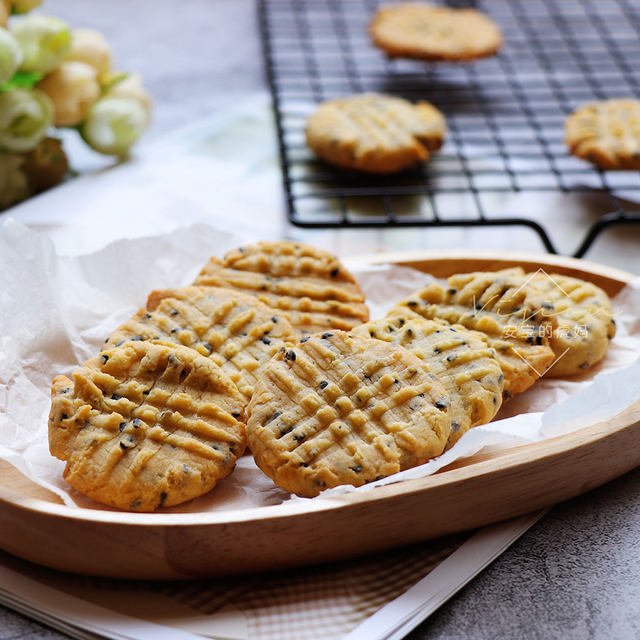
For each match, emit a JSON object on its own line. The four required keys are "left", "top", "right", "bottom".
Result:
{"left": 66, "top": 28, "right": 111, "bottom": 78}
{"left": 0, "top": 26, "right": 22, "bottom": 84}
{"left": 10, "top": 14, "right": 71, "bottom": 73}
{"left": 0, "top": 152, "right": 29, "bottom": 208}
{"left": 107, "top": 72, "right": 151, "bottom": 120}
{"left": 11, "top": 0, "right": 43, "bottom": 14}
{"left": 37, "top": 60, "right": 99, "bottom": 126}
{"left": 0, "top": 88, "right": 53, "bottom": 152}
{"left": 81, "top": 95, "right": 148, "bottom": 156}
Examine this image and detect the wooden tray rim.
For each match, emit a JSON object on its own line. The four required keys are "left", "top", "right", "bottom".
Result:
{"left": 1, "top": 249, "right": 637, "bottom": 526}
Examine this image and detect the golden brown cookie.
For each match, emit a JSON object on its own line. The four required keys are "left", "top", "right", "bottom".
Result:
{"left": 565, "top": 99, "right": 640, "bottom": 170}
{"left": 104, "top": 285, "right": 296, "bottom": 402}
{"left": 48, "top": 341, "right": 246, "bottom": 511}
{"left": 369, "top": 3, "right": 502, "bottom": 62}
{"left": 527, "top": 272, "right": 616, "bottom": 377}
{"left": 194, "top": 241, "right": 370, "bottom": 336}
{"left": 305, "top": 93, "right": 446, "bottom": 173}
{"left": 393, "top": 269, "right": 556, "bottom": 397}
{"left": 246, "top": 331, "right": 452, "bottom": 497}
{"left": 353, "top": 311, "right": 503, "bottom": 447}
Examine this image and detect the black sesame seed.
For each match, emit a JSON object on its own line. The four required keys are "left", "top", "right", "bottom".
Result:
{"left": 300, "top": 336, "right": 310, "bottom": 343}
{"left": 446, "top": 354, "right": 456, "bottom": 362}
{"left": 271, "top": 316, "right": 279, "bottom": 323}
{"left": 435, "top": 398, "right": 448, "bottom": 410}
{"left": 451, "top": 422, "right": 460, "bottom": 432}
{"left": 142, "top": 389, "right": 150, "bottom": 396}
{"left": 300, "top": 462, "right": 309, "bottom": 467}
{"left": 231, "top": 411, "right": 241, "bottom": 418}
{"left": 448, "top": 288, "right": 457, "bottom": 295}
{"left": 131, "top": 336, "right": 143, "bottom": 341}
{"left": 111, "top": 393, "right": 121, "bottom": 400}
{"left": 116, "top": 340, "right": 126, "bottom": 347}
{"left": 285, "top": 350, "right": 297, "bottom": 361}
{"left": 579, "top": 361, "right": 590, "bottom": 370}
{"left": 351, "top": 465, "right": 362, "bottom": 473}
{"left": 101, "top": 354, "right": 109, "bottom": 363}
{"left": 293, "top": 432, "right": 306, "bottom": 442}
{"left": 369, "top": 330, "right": 375, "bottom": 337}
{"left": 536, "top": 335, "right": 543, "bottom": 345}
{"left": 261, "top": 337, "right": 271, "bottom": 345}
{"left": 119, "top": 422, "right": 126, "bottom": 432}
{"left": 60, "top": 413, "right": 68, "bottom": 420}
{"left": 330, "top": 267, "right": 339, "bottom": 277}
{"left": 170, "top": 309, "right": 179, "bottom": 316}
{"left": 398, "top": 318, "right": 405, "bottom": 326}
{"left": 319, "top": 380, "right": 328, "bottom": 389}
{"left": 408, "top": 300, "right": 418, "bottom": 307}
{"left": 158, "top": 492, "right": 167, "bottom": 507}
{"left": 133, "top": 418, "right": 142, "bottom": 428}
{"left": 144, "top": 313, "right": 152, "bottom": 319}
{"left": 418, "top": 393, "right": 425, "bottom": 398}
{"left": 171, "top": 328, "right": 179, "bottom": 334}
{"left": 266, "top": 411, "right": 282, "bottom": 424}
{"left": 321, "top": 332, "right": 334, "bottom": 339}
{"left": 434, "top": 347, "right": 441, "bottom": 354}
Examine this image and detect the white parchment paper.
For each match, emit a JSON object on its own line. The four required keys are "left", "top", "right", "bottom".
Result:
{"left": 1, "top": 218, "right": 640, "bottom": 510}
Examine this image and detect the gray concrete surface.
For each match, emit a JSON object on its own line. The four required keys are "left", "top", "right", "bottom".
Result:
{"left": 2, "top": 1, "right": 640, "bottom": 639}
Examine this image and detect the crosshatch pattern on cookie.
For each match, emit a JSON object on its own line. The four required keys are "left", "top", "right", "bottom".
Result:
{"left": 105, "top": 285, "right": 297, "bottom": 401}
{"left": 305, "top": 93, "right": 446, "bottom": 173}
{"left": 195, "top": 241, "right": 369, "bottom": 335}
{"left": 565, "top": 99, "right": 640, "bottom": 170}
{"left": 246, "top": 331, "right": 452, "bottom": 497}
{"left": 49, "top": 342, "right": 246, "bottom": 511}
{"left": 394, "top": 268, "right": 556, "bottom": 397}
{"left": 353, "top": 312, "right": 504, "bottom": 448}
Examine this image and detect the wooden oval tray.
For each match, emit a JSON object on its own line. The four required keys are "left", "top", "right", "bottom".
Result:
{"left": 1, "top": 251, "right": 638, "bottom": 579}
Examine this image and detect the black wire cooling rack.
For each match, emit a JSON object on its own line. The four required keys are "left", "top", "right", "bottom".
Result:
{"left": 259, "top": 0, "right": 640, "bottom": 257}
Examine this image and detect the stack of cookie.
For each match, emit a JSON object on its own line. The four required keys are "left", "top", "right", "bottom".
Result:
{"left": 48, "top": 241, "right": 616, "bottom": 509}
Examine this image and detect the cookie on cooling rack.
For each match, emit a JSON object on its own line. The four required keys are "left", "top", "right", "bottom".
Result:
{"left": 104, "top": 285, "right": 297, "bottom": 402}
{"left": 246, "top": 331, "right": 452, "bottom": 497}
{"left": 353, "top": 311, "right": 504, "bottom": 447}
{"left": 565, "top": 99, "right": 640, "bottom": 170}
{"left": 304, "top": 93, "right": 446, "bottom": 173}
{"left": 369, "top": 3, "right": 502, "bottom": 62}
{"left": 49, "top": 341, "right": 246, "bottom": 511}
{"left": 393, "top": 268, "right": 556, "bottom": 397}
{"left": 194, "top": 240, "right": 370, "bottom": 336}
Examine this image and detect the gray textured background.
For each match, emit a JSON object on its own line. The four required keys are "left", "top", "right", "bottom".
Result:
{"left": 2, "top": 1, "right": 640, "bottom": 638}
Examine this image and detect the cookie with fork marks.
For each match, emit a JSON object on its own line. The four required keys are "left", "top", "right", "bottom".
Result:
{"left": 104, "top": 285, "right": 296, "bottom": 402}
{"left": 246, "top": 330, "right": 451, "bottom": 497}
{"left": 305, "top": 93, "right": 446, "bottom": 173}
{"left": 49, "top": 341, "right": 246, "bottom": 511}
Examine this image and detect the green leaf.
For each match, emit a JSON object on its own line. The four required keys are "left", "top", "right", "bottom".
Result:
{"left": 0, "top": 71, "right": 43, "bottom": 92}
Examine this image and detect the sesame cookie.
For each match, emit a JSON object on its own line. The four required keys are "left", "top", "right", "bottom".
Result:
{"left": 394, "top": 269, "right": 556, "bottom": 398}
{"left": 565, "top": 99, "right": 640, "bottom": 170}
{"left": 369, "top": 3, "right": 502, "bottom": 62}
{"left": 527, "top": 272, "right": 616, "bottom": 377}
{"left": 305, "top": 93, "right": 446, "bottom": 173}
{"left": 246, "top": 331, "right": 451, "bottom": 497}
{"left": 104, "top": 285, "right": 296, "bottom": 402}
{"left": 194, "top": 241, "right": 369, "bottom": 336}
{"left": 48, "top": 341, "right": 246, "bottom": 511}
{"left": 353, "top": 312, "right": 503, "bottom": 447}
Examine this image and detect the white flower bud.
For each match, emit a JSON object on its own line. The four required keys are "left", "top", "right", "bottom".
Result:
{"left": 10, "top": 14, "right": 71, "bottom": 73}
{"left": 37, "top": 60, "right": 99, "bottom": 126}
{"left": 0, "top": 88, "right": 52, "bottom": 152}
{"left": 66, "top": 27, "right": 111, "bottom": 77}
{"left": 107, "top": 72, "right": 151, "bottom": 120}
{"left": 0, "top": 26, "right": 22, "bottom": 84}
{"left": 81, "top": 95, "right": 148, "bottom": 156}
{"left": 0, "top": 153, "right": 29, "bottom": 208}
{"left": 11, "top": 0, "right": 43, "bottom": 14}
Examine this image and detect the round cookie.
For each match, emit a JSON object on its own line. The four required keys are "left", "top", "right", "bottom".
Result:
{"left": 528, "top": 272, "right": 616, "bottom": 377}
{"left": 246, "top": 330, "right": 452, "bottom": 497}
{"left": 305, "top": 93, "right": 446, "bottom": 173}
{"left": 353, "top": 312, "right": 503, "bottom": 447}
{"left": 369, "top": 3, "right": 502, "bottom": 62}
{"left": 194, "top": 240, "right": 370, "bottom": 336}
{"left": 48, "top": 341, "right": 247, "bottom": 511}
{"left": 565, "top": 99, "right": 640, "bottom": 170}
{"left": 104, "top": 285, "right": 297, "bottom": 402}
{"left": 393, "top": 268, "right": 556, "bottom": 398}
